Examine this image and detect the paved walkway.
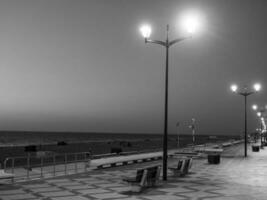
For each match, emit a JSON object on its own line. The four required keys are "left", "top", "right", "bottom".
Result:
{"left": 1, "top": 143, "right": 267, "bottom": 200}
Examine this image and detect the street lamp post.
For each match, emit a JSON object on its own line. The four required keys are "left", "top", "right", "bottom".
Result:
{"left": 230, "top": 84, "right": 261, "bottom": 157}
{"left": 189, "top": 118, "right": 196, "bottom": 146}
{"left": 140, "top": 17, "right": 199, "bottom": 180}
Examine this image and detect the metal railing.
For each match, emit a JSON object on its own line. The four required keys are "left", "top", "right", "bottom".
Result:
{"left": 1, "top": 147, "right": 174, "bottom": 182}
{"left": 3, "top": 151, "right": 91, "bottom": 181}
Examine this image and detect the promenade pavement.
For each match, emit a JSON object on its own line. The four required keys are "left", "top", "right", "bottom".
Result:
{"left": 1, "top": 142, "right": 267, "bottom": 200}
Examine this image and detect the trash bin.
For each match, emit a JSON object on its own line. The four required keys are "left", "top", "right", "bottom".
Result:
{"left": 252, "top": 145, "right": 260, "bottom": 152}
{"left": 208, "top": 154, "right": 220, "bottom": 164}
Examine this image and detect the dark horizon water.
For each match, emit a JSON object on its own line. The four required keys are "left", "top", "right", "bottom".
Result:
{"left": 0, "top": 131, "right": 241, "bottom": 163}
{"left": 0, "top": 131, "right": 241, "bottom": 147}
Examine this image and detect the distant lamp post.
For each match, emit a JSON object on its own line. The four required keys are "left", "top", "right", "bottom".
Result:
{"left": 252, "top": 104, "right": 266, "bottom": 145}
{"left": 140, "top": 13, "right": 200, "bottom": 181}
{"left": 230, "top": 83, "right": 261, "bottom": 157}
{"left": 189, "top": 118, "right": 196, "bottom": 146}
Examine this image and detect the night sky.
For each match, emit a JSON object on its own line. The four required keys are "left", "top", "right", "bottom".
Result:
{"left": 0, "top": 0, "right": 266, "bottom": 135}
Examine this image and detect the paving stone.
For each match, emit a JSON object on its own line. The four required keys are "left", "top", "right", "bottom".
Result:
{"left": 46, "top": 179, "right": 70, "bottom": 183}
{"left": 22, "top": 183, "right": 51, "bottom": 188}
{"left": 30, "top": 186, "right": 61, "bottom": 192}
{"left": 90, "top": 192, "right": 127, "bottom": 199}
{"left": 52, "top": 181, "right": 83, "bottom": 186}
{"left": 0, "top": 189, "right": 26, "bottom": 195}
{"left": 109, "top": 186, "right": 131, "bottom": 193}
{"left": 97, "top": 183, "right": 124, "bottom": 188}
{"left": 118, "top": 198, "right": 144, "bottom": 200}
{"left": 62, "top": 184, "right": 95, "bottom": 190}
{"left": 143, "top": 195, "right": 188, "bottom": 200}
{"left": 51, "top": 196, "right": 90, "bottom": 200}
{"left": 158, "top": 187, "right": 193, "bottom": 193}
{"left": 76, "top": 188, "right": 110, "bottom": 195}
{"left": 39, "top": 190, "right": 75, "bottom": 197}
{"left": 1, "top": 193, "right": 37, "bottom": 200}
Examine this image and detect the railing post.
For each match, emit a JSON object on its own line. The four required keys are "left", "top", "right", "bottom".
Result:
{"left": 64, "top": 154, "right": 67, "bottom": 175}
{"left": 27, "top": 154, "right": 30, "bottom": 179}
{"left": 40, "top": 157, "right": 43, "bottom": 178}
{"left": 11, "top": 158, "right": 14, "bottom": 174}
{"left": 75, "top": 153, "right": 77, "bottom": 173}
{"left": 3, "top": 158, "right": 8, "bottom": 170}
{"left": 84, "top": 153, "right": 87, "bottom": 172}
{"left": 53, "top": 155, "right": 56, "bottom": 176}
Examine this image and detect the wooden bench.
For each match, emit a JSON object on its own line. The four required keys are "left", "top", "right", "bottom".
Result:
{"left": 123, "top": 165, "right": 161, "bottom": 193}
{"left": 0, "top": 169, "right": 15, "bottom": 183}
{"left": 168, "top": 158, "right": 192, "bottom": 177}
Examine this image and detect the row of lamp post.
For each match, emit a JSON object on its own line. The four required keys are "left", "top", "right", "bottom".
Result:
{"left": 252, "top": 104, "right": 267, "bottom": 146}
{"left": 139, "top": 12, "right": 264, "bottom": 181}
{"left": 230, "top": 83, "right": 261, "bottom": 157}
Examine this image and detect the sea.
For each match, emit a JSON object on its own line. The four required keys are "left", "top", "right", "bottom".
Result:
{"left": 0, "top": 131, "right": 240, "bottom": 163}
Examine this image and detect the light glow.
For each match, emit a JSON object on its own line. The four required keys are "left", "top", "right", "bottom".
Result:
{"left": 252, "top": 104, "right": 258, "bottom": 110}
{"left": 181, "top": 12, "right": 202, "bottom": 34}
{"left": 257, "top": 112, "right": 261, "bottom": 117}
{"left": 231, "top": 84, "right": 238, "bottom": 92}
{"left": 140, "top": 24, "right": 152, "bottom": 38}
{"left": 254, "top": 83, "right": 261, "bottom": 92}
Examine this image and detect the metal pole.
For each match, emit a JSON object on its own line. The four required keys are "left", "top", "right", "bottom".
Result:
{"left": 260, "top": 120, "right": 263, "bottom": 146}
{"left": 163, "top": 25, "right": 169, "bottom": 181}
{"left": 244, "top": 95, "right": 247, "bottom": 157}
{"left": 176, "top": 122, "right": 179, "bottom": 148}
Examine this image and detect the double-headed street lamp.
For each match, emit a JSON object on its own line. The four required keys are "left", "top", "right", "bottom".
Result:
{"left": 140, "top": 14, "right": 200, "bottom": 181}
{"left": 230, "top": 83, "right": 261, "bottom": 157}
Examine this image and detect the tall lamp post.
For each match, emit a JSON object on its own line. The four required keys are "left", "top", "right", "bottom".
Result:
{"left": 230, "top": 83, "right": 261, "bottom": 157}
{"left": 140, "top": 15, "right": 200, "bottom": 181}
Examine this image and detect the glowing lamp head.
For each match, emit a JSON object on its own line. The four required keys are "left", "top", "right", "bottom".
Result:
{"left": 257, "top": 112, "right": 261, "bottom": 117}
{"left": 181, "top": 12, "right": 201, "bottom": 34}
{"left": 140, "top": 25, "right": 151, "bottom": 38}
{"left": 254, "top": 83, "right": 261, "bottom": 92}
{"left": 231, "top": 84, "right": 238, "bottom": 93}
{"left": 252, "top": 104, "right": 258, "bottom": 110}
